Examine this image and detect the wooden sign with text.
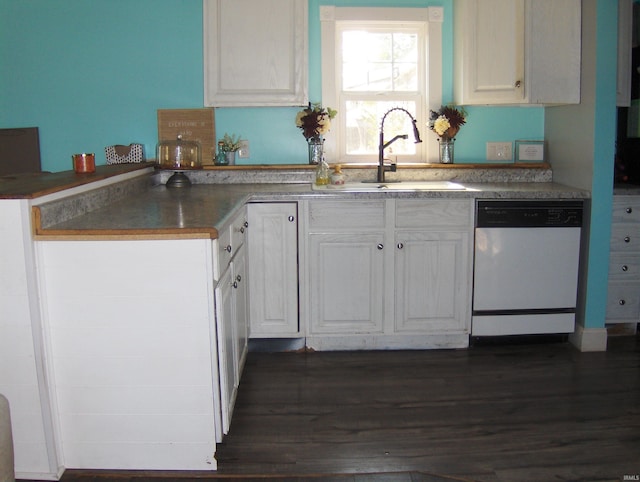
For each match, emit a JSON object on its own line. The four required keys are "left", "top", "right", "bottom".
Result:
{"left": 157, "top": 108, "right": 216, "bottom": 165}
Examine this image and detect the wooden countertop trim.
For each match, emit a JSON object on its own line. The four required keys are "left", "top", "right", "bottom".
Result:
{"left": 32, "top": 205, "right": 218, "bottom": 240}
{"left": 33, "top": 230, "right": 216, "bottom": 241}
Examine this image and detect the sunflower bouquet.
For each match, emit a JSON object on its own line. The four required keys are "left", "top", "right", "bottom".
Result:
{"left": 429, "top": 105, "right": 467, "bottom": 140}
{"left": 295, "top": 102, "right": 337, "bottom": 140}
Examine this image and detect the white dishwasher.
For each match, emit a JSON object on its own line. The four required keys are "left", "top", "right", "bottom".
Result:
{"left": 472, "top": 200, "right": 583, "bottom": 336}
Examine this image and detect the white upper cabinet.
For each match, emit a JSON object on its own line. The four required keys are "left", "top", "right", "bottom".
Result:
{"left": 454, "top": 0, "right": 581, "bottom": 105}
{"left": 203, "top": 0, "right": 308, "bottom": 107}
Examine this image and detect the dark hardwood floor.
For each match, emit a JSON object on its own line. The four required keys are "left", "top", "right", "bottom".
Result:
{"left": 27, "top": 334, "right": 640, "bottom": 482}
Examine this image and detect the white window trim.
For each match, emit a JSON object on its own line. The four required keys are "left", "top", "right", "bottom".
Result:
{"left": 321, "top": 6, "right": 443, "bottom": 164}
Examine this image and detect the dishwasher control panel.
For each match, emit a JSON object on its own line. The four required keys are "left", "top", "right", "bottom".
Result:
{"left": 476, "top": 200, "right": 583, "bottom": 228}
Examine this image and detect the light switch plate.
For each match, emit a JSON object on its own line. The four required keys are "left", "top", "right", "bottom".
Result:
{"left": 486, "top": 142, "right": 513, "bottom": 162}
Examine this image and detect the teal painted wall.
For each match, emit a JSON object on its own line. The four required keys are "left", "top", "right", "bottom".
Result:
{"left": 0, "top": 0, "right": 543, "bottom": 171}
{"left": 582, "top": 0, "right": 617, "bottom": 329}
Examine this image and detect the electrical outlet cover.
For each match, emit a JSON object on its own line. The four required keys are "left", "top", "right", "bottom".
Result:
{"left": 238, "top": 140, "right": 250, "bottom": 158}
{"left": 486, "top": 142, "right": 513, "bottom": 162}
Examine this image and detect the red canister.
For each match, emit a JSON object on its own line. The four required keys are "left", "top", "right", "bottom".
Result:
{"left": 72, "top": 153, "right": 96, "bottom": 173}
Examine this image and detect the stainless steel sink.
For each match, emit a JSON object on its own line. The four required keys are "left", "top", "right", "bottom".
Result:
{"left": 312, "top": 181, "right": 470, "bottom": 192}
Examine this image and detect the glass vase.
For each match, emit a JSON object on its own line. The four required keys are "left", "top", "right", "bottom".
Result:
{"left": 308, "top": 137, "right": 324, "bottom": 165}
{"left": 439, "top": 138, "right": 455, "bottom": 164}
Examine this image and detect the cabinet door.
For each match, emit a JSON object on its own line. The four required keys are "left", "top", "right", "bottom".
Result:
{"left": 454, "top": 0, "right": 580, "bottom": 105}
{"left": 395, "top": 231, "right": 470, "bottom": 334}
{"left": 215, "top": 266, "right": 237, "bottom": 436}
{"left": 233, "top": 249, "right": 248, "bottom": 372}
{"left": 248, "top": 203, "right": 299, "bottom": 337}
{"left": 454, "top": 0, "right": 525, "bottom": 105}
{"left": 309, "top": 233, "right": 385, "bottom": 334}
{"left": 203, "top": 0, "right": 308, "bottom": 106}
{"left": 526, "top": 0, "right": 581, "bottom": 104}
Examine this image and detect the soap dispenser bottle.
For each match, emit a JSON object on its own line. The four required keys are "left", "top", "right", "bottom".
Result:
{"left": 315, "top": 157, "right": 330, "bottom": 185}
{"left": 330, "top": 164, "right": 346, "bottom": 185}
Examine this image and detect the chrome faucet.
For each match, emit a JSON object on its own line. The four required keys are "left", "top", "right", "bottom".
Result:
{"left": 377, "top": 107, "right": 422, "bottom": 182}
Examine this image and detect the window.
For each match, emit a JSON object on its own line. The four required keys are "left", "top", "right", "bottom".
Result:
{"left": 321, "top": 6, "right": 443, "bottom": 164}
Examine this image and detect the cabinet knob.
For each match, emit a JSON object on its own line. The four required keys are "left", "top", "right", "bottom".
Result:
{"left": 622, "top": 265, "right": 629, "bottom": 272}
{"left": 377, "top": 243, "right": 384, "bottom": 250}
{"left": 226, "top": 245, "right": 232, "bottom": 253}
{"left": 397, "top": 242, "right": 404, "bottom": 249}
{"left": 244, "top": 221, "right": 249, "bottom": 228}
{"left": 288, "top": 215, "right": 295, "bottom": 222}
{"left": 619, "top": 299, "right": 626, "bottom": 306}
{"left": 233, "top": 281, "right": 238, "bottom": 289}
{"left": 624, "top": 236, "right": 631, "bottom": 243}
{"left": 626, "top": 207, "right": 633, "bottom": 214}
{"left": 240, "top": 227, "right": 245, "bottom": 234}
{"left": 515, "top": 80, "right": 522, "bottom": 88}
{"left": 236, "top": 274, "right": 242, "bottom": 282}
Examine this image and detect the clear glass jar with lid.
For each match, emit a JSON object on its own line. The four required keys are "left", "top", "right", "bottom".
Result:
{"left": 156, "top": 135, "right": 202, "bottom": 170}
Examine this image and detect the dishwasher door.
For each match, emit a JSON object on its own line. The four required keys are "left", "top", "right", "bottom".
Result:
{"left": 473, "top": 226, "right": 582, "bottom": 312}
{"left": 472, "top": 199, "right": 583, "bottom": 336}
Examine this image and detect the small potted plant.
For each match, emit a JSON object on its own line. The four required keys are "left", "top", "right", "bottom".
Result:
{"left": 216, "top": 133, "right": 242, "bottom": 165}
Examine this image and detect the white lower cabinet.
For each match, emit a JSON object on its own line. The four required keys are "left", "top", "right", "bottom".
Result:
{"left": 214, "top": 208, "right": 249, "bottom": 437}
{"left": 304, "top": 199, "right": 473, "bottom": 350}
{"left": 606, "top": 195, "right": 640, "bottom": 325}
{"left": 247, "top": 202, "right": 299, "bottom": 337}
{"left": 214, "top": 244, "right": 247, "bottom": 436}
{"left": 37, "top": 239, "right": 220, "bottom": 471}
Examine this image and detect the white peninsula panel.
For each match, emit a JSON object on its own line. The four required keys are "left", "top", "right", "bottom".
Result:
{"left": 37, "top": 239, "right": 220, "bottom": 471}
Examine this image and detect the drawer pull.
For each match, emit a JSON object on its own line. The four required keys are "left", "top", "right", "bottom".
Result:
{"left": 515, "top": 80, "right": 522, "bottom": 88}
{"left": 619, "top": 299, "right": 626, "bottom": 306}
{"left": 626, "top": 207, "right": 633, "bottom": 214}
{"left": 377, "top": 243, "right": 384, "bottom": 250}
{"left": 621, "top": 265, "right": 629, "bottom": 272}
{"left": 226, "top": 245, "right": 232, "bottom": 253}
{"left": 288, "top": 215, "right": 295, "bottom": 222}
{"left": 624, "top": 236, "right": 631, "bottom": 243}
{"left": 397, "top": 243, "right": 404, "bottom": 249}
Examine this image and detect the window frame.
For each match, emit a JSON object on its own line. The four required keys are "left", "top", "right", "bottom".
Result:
{"left": 320, "top": 6, "right": 443, "bottom": 164}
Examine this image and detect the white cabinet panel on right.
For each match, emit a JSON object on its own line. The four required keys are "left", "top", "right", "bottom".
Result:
{"left": 454, "top": 0, "right": 581, "bottom": 105}
{"left": 606, "top": 196, "right": 640, "bottom": 325}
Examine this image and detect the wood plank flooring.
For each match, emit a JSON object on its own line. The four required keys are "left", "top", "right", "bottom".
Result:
{"left": 25, "top": 335, "right": 640, "bottom": 482}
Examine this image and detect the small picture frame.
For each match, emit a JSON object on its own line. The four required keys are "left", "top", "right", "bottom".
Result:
{"left": 515, "top": 140, "right": 545, "bottom": 163}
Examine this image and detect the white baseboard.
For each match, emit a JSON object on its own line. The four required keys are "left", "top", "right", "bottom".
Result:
{"left": 569, "top": 324, "right": 608, "bottom": 352}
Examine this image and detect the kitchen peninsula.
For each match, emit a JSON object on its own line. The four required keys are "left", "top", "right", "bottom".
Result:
{"left": 1, "top": 164, "right": 589, "bottom": 480}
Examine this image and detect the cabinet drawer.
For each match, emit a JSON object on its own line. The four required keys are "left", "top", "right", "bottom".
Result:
{"left": 610, "top": 225, "right": 640, "bottom": 252}
{"left": 608, "top": 254, "right": 640, "bottom": 281}
{"left": 396, "top": 199, "right": 472, "bottom": 228}
{"left": 606, "top": 282, "right": 640, "bottom": 321}
{"left": 308, "top": 200, "right": 385, "bottom": 230}
{"left": 612, "top": 198, "right": 640, "bottom": 224}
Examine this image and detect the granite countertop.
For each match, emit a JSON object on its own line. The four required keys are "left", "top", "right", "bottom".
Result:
{"left": 613, "top": 183, "right": 640, "bottom": 195}
{"left": 33, "top": 180, "right": 590, "bottom": 240}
